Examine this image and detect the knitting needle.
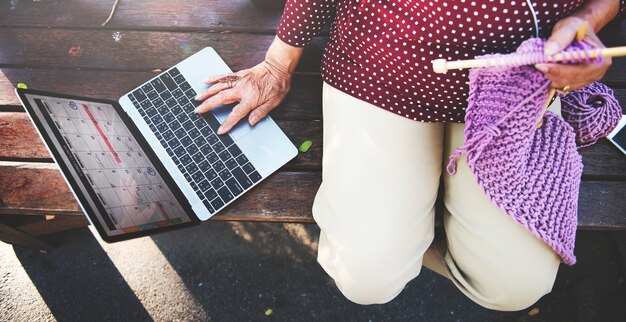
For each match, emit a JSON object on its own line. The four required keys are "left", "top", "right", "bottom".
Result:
{"left": 537, "top": 22, "right": 587, "bottom": 128}
{"left": 431, "top": 45, "right": 626, "bottom": 74}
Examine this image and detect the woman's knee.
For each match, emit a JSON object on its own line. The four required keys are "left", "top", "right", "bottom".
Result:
{"left": 467, "top": 259, "right": 560, "bottom": 311}
{"left": 329, "top": 263, "right": 424, "bottom": 305}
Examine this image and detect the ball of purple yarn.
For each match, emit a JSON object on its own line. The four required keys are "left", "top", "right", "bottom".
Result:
{"left": 560, "top": 82, "right": 622, "bottom": 148}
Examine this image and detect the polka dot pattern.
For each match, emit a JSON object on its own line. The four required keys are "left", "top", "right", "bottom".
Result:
{"left": 277, "top": 0, "right": 620, "bottom": 123}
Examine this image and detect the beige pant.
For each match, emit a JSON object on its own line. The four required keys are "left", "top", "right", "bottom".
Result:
{"left": 312, "top": 83, "right": 561, "bottom": 311}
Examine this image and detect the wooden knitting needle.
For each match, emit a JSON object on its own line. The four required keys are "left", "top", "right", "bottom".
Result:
{"left": 537, "top": 22, "right": 587, "bottom": 128}
{"left": 431, "top": 46, "right": 626, "bottom": 74}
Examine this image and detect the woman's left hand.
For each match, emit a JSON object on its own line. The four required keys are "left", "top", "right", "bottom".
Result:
{"left": 534, "top": 16, "right": 611, "bottom": 90}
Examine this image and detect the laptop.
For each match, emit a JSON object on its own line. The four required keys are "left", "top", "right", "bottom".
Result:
{"left": 15, "top": 47, "right": 298, "bottom": 242}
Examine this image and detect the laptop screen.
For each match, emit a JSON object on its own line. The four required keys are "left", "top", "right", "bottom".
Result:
{"left": 19, "top": 91, "right": 197, "bottom": 241}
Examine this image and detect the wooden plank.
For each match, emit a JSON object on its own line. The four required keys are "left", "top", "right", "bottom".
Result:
{"left": 0, "top": 112, "right": 50, "bottom": 159}
{"left": 0, "top": 161, "right": 318, "bottom": 223}
{"left": 0, "top": 28, "right": 326, "bottom": 73}
{"left": 0, "top": 69, "right": 323, "bottom": 120}
{"left": 0, "top": 220, "right": 51, "bottom": 250}
{"left": 16, "top": 215, "right": 89, "bottom": 236}
{"left": 0, "top": 161, "right": 625, "bottom": 228}
{"left": 2, "top": 111, "right": 624, "bottom": 178}
{"left": 0, "top": 0, "right": 290, "bottom": 33}
{"left": 1, "top": 27, "right": 623, "bottom": 82}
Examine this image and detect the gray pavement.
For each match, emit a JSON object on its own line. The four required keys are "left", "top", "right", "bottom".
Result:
{"left": 1, "top": 222, "right": 625, "bottom": 321}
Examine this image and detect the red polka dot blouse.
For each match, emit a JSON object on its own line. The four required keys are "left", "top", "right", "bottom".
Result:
{"left": 277, "top": 0, "right": 626, "bottom": 123}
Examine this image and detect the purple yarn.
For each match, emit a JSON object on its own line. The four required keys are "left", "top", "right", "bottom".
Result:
{"left": 447, "top": 38, "right": 583, "bottom": 265}
{"left": 561, "top": 82, "right": 622, "bottom": 148}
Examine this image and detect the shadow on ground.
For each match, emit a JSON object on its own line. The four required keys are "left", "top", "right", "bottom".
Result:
{"left": 2, "top": 222, "right": 625, "bottom": 321}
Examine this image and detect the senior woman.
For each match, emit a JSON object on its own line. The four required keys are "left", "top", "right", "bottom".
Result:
{"left": 195, "top": 0, "right": 625, "bottom": 310}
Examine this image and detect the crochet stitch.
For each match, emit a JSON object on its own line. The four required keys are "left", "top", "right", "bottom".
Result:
{"left": 447, "top": 38, "right": 585, "bottom": 265}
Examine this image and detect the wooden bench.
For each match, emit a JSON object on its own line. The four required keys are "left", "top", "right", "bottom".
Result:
{"left": 1, "top": 0, "right": 625, "bottom": 249}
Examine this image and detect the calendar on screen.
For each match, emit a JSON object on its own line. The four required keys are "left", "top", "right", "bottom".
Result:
{"left": 24, "top": 94, "right": 193, "bottom": 237}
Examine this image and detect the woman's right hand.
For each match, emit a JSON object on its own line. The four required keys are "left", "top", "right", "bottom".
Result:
{"left": 194, "top": 36, "right": 303, "bottom": 135}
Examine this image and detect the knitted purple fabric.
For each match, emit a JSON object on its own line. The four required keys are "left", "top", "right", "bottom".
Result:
{"left": 561, "top": 82, "right": 622, "bottom": 148}
{"left": 447, "top": 38, "right": 583, "bottom": 265}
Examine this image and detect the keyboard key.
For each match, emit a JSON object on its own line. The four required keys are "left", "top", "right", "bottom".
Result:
{"left": 193, "top": 136, "right": 207, "bottom": 147}
{"left": 204, "top": 188, "right": 218, "bottom": 201}
{"left": 186, "top": 144, "right": 199, "bottom": 156}
{"left": 132, "top": 89, "right": 147, "bottom": 102}
{"left": 185, "top": 88, "right": 197, "bottom": 99}
{"left": 179, "top": 154, "right": 192, "bottom": 165}
{"left": 205, "top": 168, "right": 218, "bottom": 181}
{"left": 182, "top": 120, "right": 194, "bottom": 130}
{"left": 210, "top": 197, "right": 224, "bottom": 210}
{"left": 203, "top": 200, "right": 215, "bottom": 213}
{"left": 207, "top": 151, "right": 219, "bottom": 164}
{"left": 231, "top": 167, "right": 252, "bottom": 189}
{"left": 141, "top": 83, "right": 154, "bottom": 93}
{"left": 249, "top": 170, "right": 262, "bottom": 183}
{"left": 191, "top": 170, "right": 205, "bottom": 183}
{"left": 167, "top": 137, "right": 181, "bottom": 149}
{"left": 190, "top": 180, "right": 198, "bottom": 191}
{"left": 225, "top": 178, "right": 243, "bottom": 196}
{"left": 192, "top": 152, "right": 206, "bottom": 164}
{"left": 140, "top": 100, "right": 152, "bottom": 109}
{"left": 169, "top": 119, "right": 182, "bottom": 130}
{"left": 242, "top": 162, "right": 255, "bottom": 174}
{"left": 218, "top": 150, "right": 231, "bottom": 162}
{"left": 203, "top": 113, "right": 221, "bottom": 132}
{"left": 152, "top": 97, "right": 164, "bottom": 107}
{"left": 169, "top": 67, "right": 181, "bottom": 76}
{"left": 160, "top": 90, "right": 173, "bottom": 100}
{"left": 213, "top": 142, "right": 225, "bottom": 153}
{"left": 235, "top": 154, "right": 249, "bottom": 166}
{"left": 187, "top": 162, "right": 199, "bottom": 175}
{"left": 228, "top": 145, "right": 243, "bottom": 158}
{"left": 174, "top": 127, "right": 187, "bottom": 139}
{"left": 197, "top": 179, "right": 211, "bottom": 191}
{"left": 183, "top": 172, "right": 192, "bottom": 183}
{"left": 173, "top": 74, "right": 185, "bottom": 84}
{"left": 165, "top": 97, "right": 176, "bottom": 107}
{"left": 179, "top": 136, "right": 192, "bottom": 147}
{"left": 171, "top": 105, "right": 183, "bottom": 116}
{"left": 218, "top": 169, "right": 232, "bottom": 181}
{"left": 180, "top": 81, "right": 191, "bottom": 91}
{"left": 217, "top": 186, "right": 234, "bottom": 203}
{"left": 188, "top": 128, "right": 201, "bottom": 139}
{"left": 211, "top": 178, "right": 224, "bottom": 190}
{"left": 160, "top": 73, "right": 177, "bottom": 91}
{"left": 156, "top": 122, "right": 170, "bottom": 133}
{"left": 172, "top": 88, "right": 184, "bottom": 98}
{"left": 162, "top": 112, "right": 175, "bottom": 123}
{"left": 225, "top": 158, "right": 238, "bottom": 170}
{"left": 147, "top": 90, "right": 159, "bottom": 100}
{"left": 174, "top": 145, "right": 186, "bottom": 156}
{"left": 213, "top": 161, "right": 226, "bottom": 173}
{"left": 207, "top": 134, "right": 219, "bottom": 145}
{"left": 151, "top": 78, "right": 167, "bottom": 93}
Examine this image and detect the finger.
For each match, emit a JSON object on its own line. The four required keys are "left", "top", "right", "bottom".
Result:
{"left": 535, "top": 63, "right": 605, "bottom": 89}
{"left": 545, "top": 19, "right": 584, "bottom": 56}
{"left": 194, "top": 82, "right": 231, "bottom": 101}
{"left": 194, "top": 89, "right": 239, "bottom": 114}
{"left": 248, "top": 101, "right": 276, "bottom": 126}
{"left": 203, "top": 72, "right": 236, "bottom": 85}
{"left": 216, "top": 102, "right": 255, "bottom": 135}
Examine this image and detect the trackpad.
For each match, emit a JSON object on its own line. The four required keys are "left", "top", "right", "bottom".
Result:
{"left": 211, "top": 103, "right": 254, "bottom": 141}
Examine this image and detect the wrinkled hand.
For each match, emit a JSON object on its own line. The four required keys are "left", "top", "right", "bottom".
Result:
{"left": 194, "top": 59, "right": 292, "bottom": 134}
{"left": 535, "top": 16, "right": 611, "bottom": 90}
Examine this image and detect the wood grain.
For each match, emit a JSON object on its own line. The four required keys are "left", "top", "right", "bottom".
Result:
{"left": 0, "top": 28, "right": 326, "bottom": 73}
{"left": 0, "top": 0, "right": 290, "bottom": 33}
{"left": 1, "top": 161, "right": 624, "bottom": 228}
{"left": 0, "top": 69, "right": 323, "bottom": 120}
{"left": 2, "top": 111, "right": 624, "bottom": 178}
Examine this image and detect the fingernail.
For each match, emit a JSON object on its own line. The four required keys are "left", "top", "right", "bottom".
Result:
{"left": 249, "top": 116, "right": 258, "bottom": 125}
{"left": 535, "top": 64, "right": 549, "bottom": 73}
{"left": 194, "top": 94, "right": 201, "bottom": 100}
{"left": 217, "top": 126, "right": 225, "bottom": 135}
{"left": 193, "top": 107, "right": 200, "bottom": 114}
{"left": 544, "top": 42, "right": 559, "bottom": 56}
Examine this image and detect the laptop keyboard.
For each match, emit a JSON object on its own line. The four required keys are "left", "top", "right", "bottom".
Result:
{"left": 128, "top": 67, "right": 262, "bottom": 213}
